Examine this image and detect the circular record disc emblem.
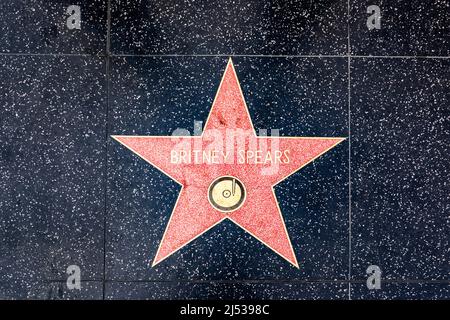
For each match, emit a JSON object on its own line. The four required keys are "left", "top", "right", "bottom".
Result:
{"left": 208, "top": 176, "right": 246, "bottom": 212}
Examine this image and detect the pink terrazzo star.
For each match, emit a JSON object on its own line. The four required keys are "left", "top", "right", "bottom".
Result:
{"left": 113, "top": 59, "right": 344, "bottom": 267}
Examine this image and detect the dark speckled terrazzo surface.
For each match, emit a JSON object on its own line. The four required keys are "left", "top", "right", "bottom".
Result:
{"left": 111, "top": 0, "right": 348, "bottom": 55}
{"left": 350, "top": 0, "right": 450, "bottom": 56}
{"left": 0, "top": 56, "right": 106, "bottom": 298}
{"left": 0, "top": 0, "right": 107, "bottom": 54}
{"left": 351, "top": 58, "right": 449, "bottom": 281}
{"left": 0, "top": 0, "right": 448, "bottom": 300}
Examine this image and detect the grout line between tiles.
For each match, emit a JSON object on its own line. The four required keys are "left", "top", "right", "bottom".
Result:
{"left": 0, "top": 52, "right": 448, "bottom": 59}
{"left": 43, "top": 279, "right": 450, "bottom": 284}
{"left": 113, "top": 54, "right": 348, "bottom": 58}
{"left": 0, "top": 52, "right": 100, "bottom": 57}
{"left": 351, "top": 55, "right": 450, "bottom": 59}
{"left": 105, "top": 279, "right": 450, "bottom": 284}
{"left": 102, "top": 0, "right": 112, "bottom": 301}
{"left": 112, "top": 54, "right": 450, "bottom": 59}
{"left": 347, "top": 0, "right": 351, "bottom": 301}
{"left": 110, "top": 279, "right": 450, "bottom": 284}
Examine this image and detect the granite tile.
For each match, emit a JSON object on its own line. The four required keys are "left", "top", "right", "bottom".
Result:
{"left": 351, "top": 282, "right": 449, "bottom": 300}
{"left": 111, "top": 0, "right": 347, "bottom": 55}
{"left": 0, "top": 55, "right": 107, "bottom": 298}
{"left": 106, "top": 281, "right": 348, "bottom": 300}
{"left": 107, "top": 56, "right": 348, "bottom": 281}
{"left": 350, "top": 0, "right": 450, "bottom": 56}
{"left": 0, "top": 0, "right": 107, "bottom": 54}
{"left": 351, "top": 58, "right": 449, "bottom": 281}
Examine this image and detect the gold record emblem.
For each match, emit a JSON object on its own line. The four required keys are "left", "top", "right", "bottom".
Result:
{"left": 208, "top": 176, "right": 246, "bottom": 212}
